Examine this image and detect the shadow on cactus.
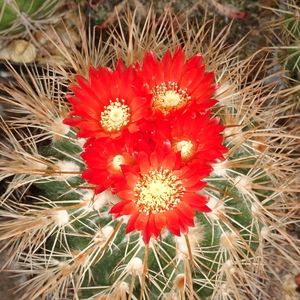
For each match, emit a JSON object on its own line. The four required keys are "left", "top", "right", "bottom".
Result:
{"left": 0, "top": 5, "right": 299, "bottom": 300}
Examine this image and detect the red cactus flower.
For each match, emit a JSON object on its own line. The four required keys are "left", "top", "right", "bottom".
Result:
{"left": 109, "top": 145, "right": 211, "bottom": 244}
{"left": 64, "top": 60, "right": 151, "bottom": 139}
{"left": 81, "top": 132, "right": 152, "bottom": 193}
{"left": 141, "top": 47, "right": 217, "bottom": 117}
{"left": 153, "top": 110, "right": 227, "bottom": 165}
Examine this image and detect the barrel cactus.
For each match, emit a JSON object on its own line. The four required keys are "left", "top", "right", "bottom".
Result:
{"left": 0, "top": 0, "right": 62, "bottom": 37}
{"left": 0, "top": 6, "right": 299, "bottom": 300}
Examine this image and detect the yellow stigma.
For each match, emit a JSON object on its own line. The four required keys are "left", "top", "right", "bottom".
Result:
{"left": 152, "top": 81, "right": 191, "bottom": 115}
{"left": 111, "top": 155, "right": 125, "bottom": 172}
{"left": 174, "top": 140, "right": 194, "bottom": 161}
{"left": 100, "top": 98, "right": 130, "bottom": 133}
{"left": 134, "top": 169, "right": 185, "bottom": 214}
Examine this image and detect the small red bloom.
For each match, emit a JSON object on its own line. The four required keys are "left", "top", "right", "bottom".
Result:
{"left": 141, "top": 47, "right": 217, "bottom": 117}
{"left": 153, "top": 110, "right": 227, "bottom": 165}
{"left": 64, "top": 60, "right": 151, "bottom": 139}
{"left": 81, "top": 132, "right": 149, "bottom": 193}
{"left": 109, "top": 146, "right": 211, "bottom": 244}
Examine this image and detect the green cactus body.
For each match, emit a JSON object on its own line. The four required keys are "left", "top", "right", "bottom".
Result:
{"left": 0, "top": 6, "right": 299, "bottom": 300}
{"left": 0, "top": 0, "right": 60, "bottom": 35}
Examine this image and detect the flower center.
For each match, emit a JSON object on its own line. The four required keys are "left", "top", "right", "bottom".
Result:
{"left": 152, "top": 82, "right": 191, "bottom": 115}
{"left": 134, "top": 169, "right": 185, "bottom": 214}
{"left": 111, "top": 154, "right": 125, "bottom": 172}
{"left": 108, "top": 153, "right": 134, "bottom": 174}
{"left": 174, "top": 140, "right": 195, "bottom": 162}
{"left": 100, "top": 98, "right": 130, "bottom": 133}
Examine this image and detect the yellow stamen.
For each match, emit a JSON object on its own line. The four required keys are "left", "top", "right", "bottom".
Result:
{"left": 152, "top": 81, "right": 191, "bottom": 115}
{"left": 100, "top": 98, "right": 130, "bottom": 133}
{"left": 134, "top": 169, "right": 185, "bottom": 214}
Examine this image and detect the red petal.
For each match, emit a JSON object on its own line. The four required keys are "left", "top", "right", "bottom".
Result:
{"left": 82, "top": 169, "right": 107, "bottom": 184}
{"left": 75, "top": 120, "right": 101, "bottom": 131}
{"left": 185, "top": 180, "right": 207, "bottom": 192}
{"left": 183, "top": 54, "right": 203, "bottom": 73}
{"left": 126, "top": 211, "right": 140, "bottom": 233}
{"left": 134, "top": 212, "right": 149, "bottom": 231}
{"left": 154, "top": 212, "right": 167, "bottom": 232}
{"left": 119, "top": 201, "right": 138, "bottom": 215}
{"left": 182, "top": 174, "right": 204, "bottom": 188}
{"left": 165, "top": 210, "right": 181, "bottom": 236}
{"left": 176, "top": 201, "right": 195, "bottom": 219}
{"left": 176, "top": 208, "right": 195, "bottom": 228}
{"left": 63, "top": 117, "right": 81, "bottom": 127}
{"left": 70, "top": 84, "right": 103, "bottom": 109}
{"left": 197, "top": 205, "right": 212, "bottom": 213}
{"left": 161, "top": 50, "right": 172, "bottom": 81}
{"left": 168, "top": 47, "right": 185, "bottom": 82}
{"left": 138, "top": 152, "right": 150, "bottom": 174}
{"left": 190, "top": 71, "right": 214, "bottom": 95}
{"left": 183, "top": 193, "right": 209, "bottom": 211}
{"left": 70, "top": 99, "right": 101, "bottom": 120}
{"left": 117, "top": 190, "right": 136, "bottom": 200}
{"left": 142, "top": 51, "right": 162, "bottom": 86}
{"left": 142, "top": 221, "right": 152, "bottom": 244}
{"left": 124, "top": 172, "right": 139, "bottom": 188}
{"left": 109, "top": 200, "right": 131, "bottom": 215}
{"left": 180, "top": 66, "right": 205, "bottom": 89}
{"left": 148, "top": 214, "right": 160, "bottom": 238}
{"left": 149, "top": 151, "right": 159, "bottom": 169}
{"left": 95, "top": 185, "right": 107, "bottom": 194}
{"left": 161, "top": 151, "right": 177, "bottom": 170}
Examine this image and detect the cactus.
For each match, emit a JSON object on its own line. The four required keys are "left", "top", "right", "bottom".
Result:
{"left": 0, "top": 6, "right": 299, "bottom": 300}
{"left": 0, "top": 0, "right": 63, "bottom": 37}
{"left": 269, "top": 0, "right": 300, "bottom": 82}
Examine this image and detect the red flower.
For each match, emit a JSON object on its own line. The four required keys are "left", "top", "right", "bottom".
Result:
{"left": 153, "top": 110, "right": 227, "bottom": 165}
{"left": 64, "top": 60, "right": 151, "bottom": 139}
{"left": 109, "top": 145, "right": 211, "bottom": 244}
{"left": 141, "top": 47, "right": 217, "bottom": 117}
{"left": 81, "top": 132, "right": 149, "bottom": 193}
